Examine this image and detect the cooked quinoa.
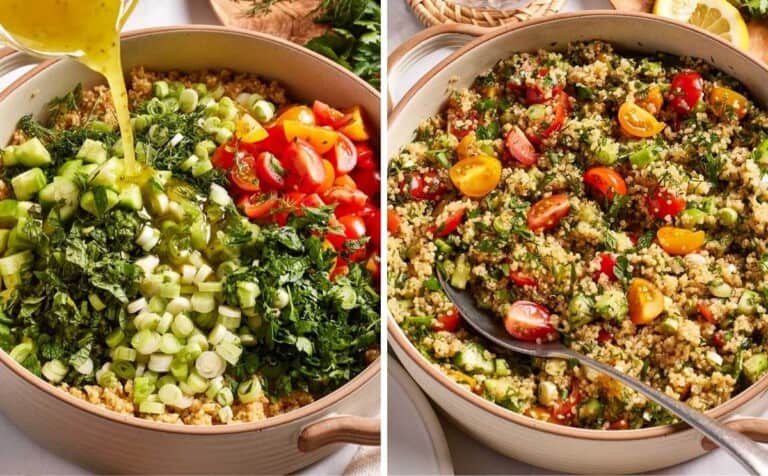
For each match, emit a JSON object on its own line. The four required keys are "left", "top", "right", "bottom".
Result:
{"left": 388, "top": 41, "right": 768, "bottom": 429}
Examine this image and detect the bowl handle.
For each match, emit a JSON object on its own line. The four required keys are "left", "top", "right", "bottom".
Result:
{"left": 0, "top": 47, "right": 42, "bottom": 79}
{"left": 701, "top": 417, "right": 768, "bottom": 451}
{"left": 297, "top": 415, "right": 380, "bottom": 452}
{"left": 387, "top": 24, "right": 487, "bottom": 111}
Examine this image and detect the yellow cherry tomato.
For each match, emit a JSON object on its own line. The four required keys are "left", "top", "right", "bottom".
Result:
{"left": 456, "top": 132, "right": 477, "bottom": 159}
{"left": 636, "top": 86, "right": 664, "bottom": 116}
{"left": 338, "top": 105, "right": 369, "bottom": 141}
{"left": 628, "top": 278, "right": 665, "bottom": 325}
{"left": 275, "top": 105, "right": 315, "bottom": 125}
{"left": 449, "top": 155, "right": 502, "bottom": 198}
{"left": 708, "top": 86, "right": 748, "bottom": 120}
{"left": 283, "top": 120, "right": 340, "bottom": 154}
{"left": 618, "top": 102, "right": 666, "bottom": 138}
{"left": 657, "top": 226, "right": 705, "bottom": 255}
{"left": 235, "top": 113, "right": 268, "bottom": 143}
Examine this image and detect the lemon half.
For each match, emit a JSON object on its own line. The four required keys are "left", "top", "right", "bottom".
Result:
{"left": 654, "top": 0, "right": 750, "bottom": 50}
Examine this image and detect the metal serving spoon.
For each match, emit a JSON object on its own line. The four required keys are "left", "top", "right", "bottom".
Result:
{"left": 438, "top": 272, "right": 768, "bottom": 475}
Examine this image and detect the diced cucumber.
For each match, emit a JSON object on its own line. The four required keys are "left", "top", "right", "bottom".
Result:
{"left": 755, "top": 138, "right": 768, "bottom": 168}
{"left": 0, "top": 229, "right": 9, "bottom": 255}
{"left": 89, "top": 157, "right": 125, "bottom": 191}
{"left": 80, "top": 189, "right": 119, "bottom": 216}
{"left": 744, "top": 353, "right": 768, "bottom": 383}
{"left": 15, "top": 138, "right": 52, "bottom": 167}
{"left": 594, "top": 289, "right": 628, "bottom": 321}
{"left": 76, "top": 139, "right": 108, "bottom": 164}
{"left": 0, "top": 250, "right": 33, "bottom": 276}
{"left": 38, "top": 183, "right": 56, "bottom": 208}
{"left": 57, "top": 159, "right": 83, "bottom": 180}
{"left": 11, "top": 168, "right": 47, "bottom": 200}
{"left": 2, "top": 145, "right": 18, "bottom": 167}
{"left": 737, "top": 290, "right": 761, "bottom": 315}
{"left": 494, "top": 358, "right": 511, "bottom": 377}
{"left": 567, "top": 293, "right": 595, "bottom": 329}
{"left": 0, "top": 200, "right": 19, "bottom": 228}
{"left": 454, "top": 342, "right": 495, "bottom": 375}
{"left": 483, "top": 378, "right": 513, "bottom": 400}
{"left": 578, "top": 398, "right": 603, "bottom": 423}
{"left": 8, "top": 218, "right": 36, "bottom": 252}
{"left": 79, "top": 163, "right": 99, "bottom": 180}
{"left": 119, "top": 183, "right": 143, "bottom": 210}
{"left": 450, "top": 254, "right": 470, "bottom": 290}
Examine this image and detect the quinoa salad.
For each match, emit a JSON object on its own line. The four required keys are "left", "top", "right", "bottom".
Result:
{"left": 0, "top": 68, "right": 380, "bottom": 425}
{"left": 388, "top": 41, "right": 768, "bottom": 429}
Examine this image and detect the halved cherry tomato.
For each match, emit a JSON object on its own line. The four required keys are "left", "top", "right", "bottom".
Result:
{"left": 324, "top": 186, "right": 369, "bottom": 216}
{"left": 552, "top": 384, "right": 582, "bottom": 423}
{"left": 366, "top": 253, "right": 380, "bottom": 281}
{"left": 275, "top": 105, "right": 315, "bottom": 125}
{"left": 283, "top": 120, "right": 339, "bottom": 154}
{"left": 254, "top": 151, "right": 286, "bottom": 190}
{"left": 449, "top": 156, "right": 502, "bottom": 198}
{"left": 301, "top": 193, "right": 325, "bottom": 208}
{"left": 509, "top": 271, "right": 537, "bottom": 287}
{"left": 536, "top": 90, "right": 569, "bottom": 139}
{"left": 708, "top": 86, "right": 748, "bottom": 120}
{"left": 338, "top": 105, "right": 369, "bottom": 141}
{"left": 503, "top": 300, "right": 558, "bottom": 342}
{"left": 594, "top": 253, "right": 618, "bottom": 282}
{"left": 583, "top": 167, "right": 627, "bottom": 201}
{"left": 526, "top": 406, "right": 554, "bottom": 422}
{"left": 318, "top": 159, "right": 336, "bottom": 193}
{"left": 327, "top": 134, "right": 358, "bottom": 174}
{"left": 527, "top": 194, "right": 570, "bottom": 232}
{"left": 330, "top": 256, "right": 349, "bottom": 281}
{"left": 334, "top": 174, "right": 357, "bottom": 190}
{"left": 506, "top": 127, "right": 539, "bottom": 166}
{"left": 618, "top": 102, "right": 665, "bottom": 138}
{"left": 526, "top": 85, "right": 547, "bottom": 105}
{"left": 668, "top": 71, "right": 703, "bottom": 117}
{"left": 402, "top": 171, "right": 446, "bottom": 201}
{"left": 364, "top": 208, "right": 381, "bottom": 249}
{"left": 597, "top": 329, "right": 614, "bottom": 343}
{"left": 434, "top": 306, "right": 461, "bottom": 332}
{"left": 697, "top": 301, "right": 717, "bottom": 324}
{"left": 647, "top": 188, "right": 686, "bottom": 219}
{"left": 657, "top": 226, "right": 705, "bottom": 255}
{"left": 713, "top": 331, "right": 726, "bottom": 349}
{"left": 355, "top": 142, "right": 376, "bottom": 169}
{"left": 434, "top": 208, "right": 465, "bottom": 237}
{"left": 230, "top": 154, "right": 261, "bottom": 192}
{"left": 628, "top": 278, "right": 664, "bottom": 325}
{"left": 338, "top": 215, "right": 368, "bottom": 261}
{"left": 608, "top": 419, "right": 629, "bottom": 430}
{"left": 281, "top": 138, "right": 327, "bottom": 193}
{"left": 388, "top": 208, "right": 401, "bottom": 233}
{"left": 236, "top": 114, "right": 268, "bottom": 143}
{"left": 352, "top": 167, "right": 381, "bottom": 198}
{"left": 240, "top": 123, "right": 289, "bottom": 157}
{"left": 312, "top": 100, "right": 351, "bottom": 128}
{"left": 636, "top": 86, "right": 664, "bottom": 116}
{"left": 239, "top": 193, "right": 279, "bottom": 220}
{"left": 212, "top": 142, "right": 237, "bottom": 169}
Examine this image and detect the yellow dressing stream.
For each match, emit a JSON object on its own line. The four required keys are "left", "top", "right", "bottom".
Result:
{"left": 0, "top": 0, "right": 139, "bottom": 175}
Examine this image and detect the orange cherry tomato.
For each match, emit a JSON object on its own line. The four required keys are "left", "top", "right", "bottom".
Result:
{"left": 656, "top": 226, "right": 705, "bottom": 255}
{"left": 628, "top": 278, "right": 665, "bottom": 325}
{"left": 334, "top": 174, "right": 357, "bottom": 190}
{"left": 236, "top": 114, "right": 268, "bottom": 143}
{"left": 337, "top": 105, "right": 369, "bottom": 141}
{"left": 618, "top": 102, "right": 665, "bottom": 138}
{"left": 697, "top": 301, "right": 717, "bottom": 324}
{"left": 504, "top": 300, "right": 558, "bottom": 342}
{"left": 283, "top": 120, "right": 339, "bottom": 154}
{"left": 708, "top": 86, "right": 748, "bottom": 120}
{"left": 275, "top": 105, "right": 315, "bottom": 125}
{"left": 318, "top": 159, "right": 336, "bottom": 193}
{"left": 636, "top": 86, "right": 664, "bottom": 116}
{"left": 387, "top": 208, "right": 401, "bottom": 233}
{"left": 527, "top": 194, "right": 570, "bottom": 233}
{"left": 583, "top": 167, "right": 627, "bottom": 201}
{"left": 449, "top": 156, "right": 502, "bottom": 198}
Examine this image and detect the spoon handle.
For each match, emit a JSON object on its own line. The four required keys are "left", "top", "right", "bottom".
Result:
{"left": 564, "top": 349, "right": 768, "bottom": 475}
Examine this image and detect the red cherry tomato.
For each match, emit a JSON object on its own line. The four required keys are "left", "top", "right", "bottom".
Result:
{"left": 327, "top": 134, "right": 358, "bottom": 174}
{"left": 597, "top": 329, "right": 613, "bottom": 343}
{"left": 364, "top": 208, "right": 381, "bottom": 250}
{"left": 212, "top": 142, "right": 236, "bottom": 169}
{"left": 583, "top": 167, "right": 627, "bottom": 201}
{"left": 312, "top": 100, "right": 351, "bottom": 129}
{"left": 301, "top": 193, "right": 325, "bottom": 208}
{"left": 366, "top": 253, "right": 380, "bottom": 281}
{"left": 527, "top": 194, "right": 570, "bottom": 232}
{"left": 543, "top": 91, "right": 569, "bottom": 137}
{"left": 506, "top": 127, "right": 539, "bottom": 166}
{"left": 241, "top": 123, "right": 288, "bottom": 157}
{"left": 434, "top": 306, "right": 461, "bottom": 332}
{"left": 402, "top": 172, "right": 445, "bottom": 201}
{"left": 387, "top": 208, "right": 401, "bottom": 234}
{"left": 509, "top": 271, "right": 537, "bottom": 287}
{"left": 282, "top": 138, "right": 327, "bottom": 193}
{"left": 254, "top": 151, "right": 286, "bottom": 190}
{"left": 552, "top": 384, "right": 582, "bottom": 423}
{"left": 324, "top": 187, "right": 369, "bottom": 216}
{"left": 351, "top": 167, "right": 381, "bottom": 198}
{"left": 697, "top": 301, "right": 717, "bottom": 324}
{"left": 239, "top": 193, "right": 279, "bottom": 220}
{"left": 230, "top": 154, "right": 261, "bottom": 192}
{"left": 668, "top": 71, "right": 703, "bottom": 117}
{"left": 434, "top": 208, "right": 465, "bottom": 237}
{"left": 503, "top": 300, "right": 558, "bottom": 342}
{"left": 647, "top": 188, "right": 686, "bottom": 219}
{"left": 338, "top": 215, "right": 366, "bottom": 239}
{"left": 330, "top": 255, "right": 349, "bottom": 281}
{"left": 355, "top": 142, "right": 376, "bottom": 169}
{"left": 594, "top": 253, "right": 618, "bottom": 282}
{"left": 328, "top": 215, "right": 368, "bottom": 261}
{"left": 525, "top": 85, "right": 546, "bottom": 105}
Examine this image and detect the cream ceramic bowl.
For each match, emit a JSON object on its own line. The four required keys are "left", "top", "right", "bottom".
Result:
{"left": 388, "top": 11, "right": 768, "bottom": 474}
{"left": 0, "top": 26, "right": 380, "bottom": 474}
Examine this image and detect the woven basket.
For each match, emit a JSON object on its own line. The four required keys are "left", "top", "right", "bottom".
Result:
{"left": 407, "top": 0, "right": 567, "bottom": 27}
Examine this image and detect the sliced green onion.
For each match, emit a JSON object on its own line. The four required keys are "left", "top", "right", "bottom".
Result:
{"left": 179, "top": 88, "right": 199, "bottom": 113}
{"left": 237, "top": 376, "right": 263, "bottom": 403}
{"left": 105, "top": 328, "right": 125, "bottom": 349}
{"left": 195, "top": 350, "right": 225, "bottom": 379}
{"left": 113, "top": 346, "right": 137, "bottom": 362}
{"left": 158, "top": 383, "right": 184, "bottom": 405}
{"left": 170, "top": 357, "right": 189, "bottom": 382}
{"left": 271, "top": 288, "right": 290, "bottom": 309}
{"left": 205, "top": 376, "right": 225, "bottom": 399}
{"left": 187, "top": 333, "right": 209, "bottom": 352}
{"left": 148, "top": 295, "right": 167, "bottom": 313}
{"left": 148, "top": 353, "right": 173, "bottom": 373}
{"left": 127, "top": 297, "right": 148, "bottom": 314}
{"left": 208, "top": 324, "right": 231, "bottom": 346}
{"left": 191, "top": 292, "right": 216, "bottom": 313}
{"left": 134, "top": 312, "right": 161, "bottom": 331}
{"left": 132, "top": 329, "right": 161, "bottom": 355}
{"left": 88, "top": 293, "right": 106, "bottom": 311}
{"left": 209, "top": 184, "right": 232, "bottom": 206}
{"left": 96, "top": 365, "right": 118, "bottom": 388}
{"left": 41, "top": 359, "right": 68, "bottom": 383}
{"left": 74, "top": 356, "right": 94, "bottom": 375}
{"left": 133, "top": 375, "right": 155, "bottom": 403}
{"left": 139, "top": 400, "right": 165, "bottom": 414}
{"left": 215, "top": 342, "right": 242, "bottom": 365}
{"left": 194, "top": 264, "right": 214, "bottom": 284}
{"left": 157, "top": 312, "right": 173, "bottom": 334}
{"left": 136, "top": 225, "right": 161, "bottom": 252}
{"left": 135, "top": 255, "right": 160, "bottom": 276}
{"left": 218, "top": 406, "right": 233, "bottom": 423}
{"left": 160, "top": 333, "right": 183, "bottom": 354}
{"left": 185, "top": 370, "right": 210, "bottom": 394}
{"left": 160, "top": 282, "right": 181, "bottom": 299}
{"left": 237, "top": 281, "right": 260, "bottom": 309}
{"left": 111, "top": 360, "right": 136, "bottom": 379}
{"left": 197, "top": 281, "right": 223, "bottom": 293}
{"left": 216, "top": 387, "right": 234, "bottom": 407}
{"left": 171, "top": 313, "right": 194, "bottom": 338}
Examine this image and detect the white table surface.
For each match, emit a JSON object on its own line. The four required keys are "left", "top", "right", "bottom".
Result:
{"left": 386, "top": 1, "right": 755, "bottom": 474}
{"left": 0, "top": 1, "right": 366, "bottom": 473}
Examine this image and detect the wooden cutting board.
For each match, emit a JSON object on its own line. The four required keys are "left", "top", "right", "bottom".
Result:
{"left": 608, "top": 0, "right": 768, "bottom": 64}
{"left": 209, "top": 0, "right": 329, "bottom": 45}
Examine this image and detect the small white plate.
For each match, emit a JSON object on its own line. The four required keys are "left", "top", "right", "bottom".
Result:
{"left": 388, "top": 355, "right": 454, "bottom": 475}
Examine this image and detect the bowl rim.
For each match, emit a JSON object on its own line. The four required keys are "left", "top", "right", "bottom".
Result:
{"left": 387, "top": 9, "right": 768, "bottom": 442}
{"left": 0, "top": 24, "right": 380, "bottom": 435}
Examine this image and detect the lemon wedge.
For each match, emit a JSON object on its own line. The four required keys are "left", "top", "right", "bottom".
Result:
{"left": 654, "top": 0, "right": 750, "bottom": 50}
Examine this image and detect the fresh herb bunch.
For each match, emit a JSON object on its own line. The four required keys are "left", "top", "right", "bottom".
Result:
{"left": 734, "top": 0, "right": 768, "bottom": 18}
